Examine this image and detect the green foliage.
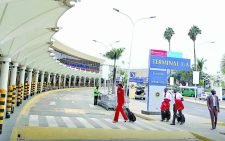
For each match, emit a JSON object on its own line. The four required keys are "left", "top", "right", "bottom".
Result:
{"left": 199, "top": 80, "right": 204, "bottom": 86}
{"left": 164, "top": 27, "right": 175, "bottom": 51}
{"left": 188, "top": 25, "right": 202, "bottom": 41}
{"left": 197, "top": 58, "right": 207, "bottom": 72}
{"left": 164, "top": 27, "right": 175, "bottom": 42}
{"left": 104, "top": 48, "right": 125, "bottom": 60}
{"left": 221, "top": 54, "right": 225, "bottom": 74}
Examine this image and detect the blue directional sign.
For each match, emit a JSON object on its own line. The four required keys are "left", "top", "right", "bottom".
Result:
{"left": 130, "top": 72, "right": 136, "bottom": 78}
{"left": 149, "top": 70, "right": 167, "bottom": 86}
{"left": 150, "top": 56, "right": 190, "bottom": 71}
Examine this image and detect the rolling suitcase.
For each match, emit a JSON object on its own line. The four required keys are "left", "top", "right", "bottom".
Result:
{"left": 124, "top": 107, "right": 136, "bottom": 122}
{"left": 177, "top": 113, "right": 185, "bottom": 123}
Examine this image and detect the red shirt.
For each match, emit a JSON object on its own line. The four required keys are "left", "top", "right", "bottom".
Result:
{"left": 117, "top": 87, "right": 125, "bottom": 105}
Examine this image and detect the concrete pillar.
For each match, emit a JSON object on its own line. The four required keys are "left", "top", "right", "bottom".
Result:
{"left": 34, "top": 70, "right": 39, "bottom": 94}
{"left": 27, "top": 68, "right": 33, "bottom": 97}
{"left": 19, "top": 66, "right": 26, "bottom": 100}
{"left": 93, "top": 79, "right": 95, "bottom": 87}
{"left": 53, "top": 73, "right": 56, "bottom": 89}
{"left": 63, "top": 75, "right": 66, "bottom": 88}
{"left": 9, "top": 62, "right": 18, "bottom": 114}
{"left": 47, "top": 72, "right": 51, "bottom": 90}
{"left": 83, "top": 77, "right": 86, "bottom": 87}
{"left": 9, "top": 62, "right": 18, "bottom": 86}
{"left": 0, "top": 57, "right": 11, "bottom": 90}
{"left": 40, "top": 71, "right": 45, "bottom": 92}
{"left": 68, "top": 75, "right": 71, "bottom": 88}
{"left": 0, "top": 57, "right": 11, "bottom": 134}
{"left": 73, "top": 76, "right": 76, "bottom": 87}
{"left": 88, "top": 78, "right": 91, "bottom": 87}
{"left": 58, "top": 74, "right": 61, "bottom": 89}
{"left": 78, "top": 77, "right": 81, "bottom": 87}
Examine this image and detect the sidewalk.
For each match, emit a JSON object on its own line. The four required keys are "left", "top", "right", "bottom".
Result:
{"left": 129, "top": 99, "right": 225, "bottom": 141}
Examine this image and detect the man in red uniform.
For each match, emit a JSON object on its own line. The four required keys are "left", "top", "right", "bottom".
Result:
{"left": 113, "top": 83, "right": 128, "bottom": 123}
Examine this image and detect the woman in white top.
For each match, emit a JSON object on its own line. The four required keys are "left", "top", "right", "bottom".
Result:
{"left": 170, "top": 89, "right": 184, "bottom": 125}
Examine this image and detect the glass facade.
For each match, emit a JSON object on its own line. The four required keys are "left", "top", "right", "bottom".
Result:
{"left": 53, "top": 50, "right": 100, "bottom": 73}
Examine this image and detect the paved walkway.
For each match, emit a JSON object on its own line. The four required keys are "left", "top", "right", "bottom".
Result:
{"left": 1, "top": 88, "right": 198, "bottom": 141}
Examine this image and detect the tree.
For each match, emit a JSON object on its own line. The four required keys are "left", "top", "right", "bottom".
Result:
{"left": 104, "top": 48, "right": 125, "bottom": 94}
{"left": 164, "top": 27, "right": 175, "bottom": 51}
{"left": 188, "top": 25, "right": 202, "bottom": 71}
{"left": 197, "top": 58, "right": 207, "bottom": 72}
{"left": 197, "top": 58, "right": 207, "bottom": 81}
{"left": 221, "top": 54, "right": 225, "bottom": 74}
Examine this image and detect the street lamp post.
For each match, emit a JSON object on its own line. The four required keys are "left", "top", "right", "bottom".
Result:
{"left": 194, "top": 41, "right": 215, "bottom": 100}
{"left": 113, "top": 8, "right": 156, "bottom": 97}
{"left": 92, "top": 40, "right": 120, "bottom": 94}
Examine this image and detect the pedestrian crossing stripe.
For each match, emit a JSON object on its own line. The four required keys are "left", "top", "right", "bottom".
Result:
{"left": 28, "top": 115, "right": 183, "bottom": 131}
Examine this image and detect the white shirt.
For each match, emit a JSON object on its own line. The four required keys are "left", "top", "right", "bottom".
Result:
{"left": 164, "top": 92, "right": 172, "bottom": 100}
{"left": 212, "top": 95, "right": 216, "bottom": 106}
{"left": 171, "top": 92, "right": 183, "bottom": 104}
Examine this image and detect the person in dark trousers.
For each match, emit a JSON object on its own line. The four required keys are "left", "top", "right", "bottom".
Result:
{"left": 160, "top": 88, "right": 171, "bottom": 122}
{"left": 170, "top": 89, "right": 184, "bottom": 125}
{"left": 113, "top": 83, "right": 128, "bottom": 123}
{"left": 207, "top": 89, "right": 220, "bottom": 129}
{"left": 93, "top": 86, "right": 99, "bottom": 105}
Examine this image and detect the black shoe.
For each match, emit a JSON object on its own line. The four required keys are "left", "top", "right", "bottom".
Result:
{"left": 160, "top": 119, "right": 164, "bottom": 122}
{"left": 170, "top": 123, "right": 175, "bottom": 125}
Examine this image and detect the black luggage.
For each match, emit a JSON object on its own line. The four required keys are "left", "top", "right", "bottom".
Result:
{"left": 124, "top": 107, "right": 136, "bottom": 122}
{"left": 161, "top": 109, "right": 171, "bottom": 121}
{"left": 177, "top": 113, "right": 185, "bottom": 123}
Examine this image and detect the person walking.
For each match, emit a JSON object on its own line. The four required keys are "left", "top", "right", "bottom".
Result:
{"left": 93, "top": 86, "right": 100, "bottom": 105}
{"left": 113, "top": 83, "right": 128, "bottom": 123}
{"left": 160, "top": 88, "right": 171, "bottom": 122}
{"left": 207, "top": 89, "right": 220, "bottom": 129}
{"left": 170, "top": 89, "right": 184, "bottom": 125}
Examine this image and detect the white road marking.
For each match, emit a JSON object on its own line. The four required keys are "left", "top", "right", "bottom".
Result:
{"left": 46, "top": 116, "right": 58, "bottom": 127}
{"left": 49, "top": 101, "right": 56, "bottom": 105}
{"left": 62, "top": 117, "right": 77, "bottom": 128}
{"left": 90, "top": 118, "right": 111, "bottom": 129}
{"left": 104, "top": 118, "right": 127, "bottom": 130}
{"left": 29, "top": 115, "right": 39, "bottom": 126}
{"left": 76, "top": 117, "right": 94, "bottom": 128}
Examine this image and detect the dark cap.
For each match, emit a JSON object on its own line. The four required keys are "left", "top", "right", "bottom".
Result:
{"left": 118, "top": 83, "right": 123, "bottom": 88}
{"left": 211, "top": 89, "right": 216, "bottom": 94}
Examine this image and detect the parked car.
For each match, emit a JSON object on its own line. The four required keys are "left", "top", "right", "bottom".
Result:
{"left": 135, "top": 86, "right": 146, "bottom": 100}
{"left": 222, "top": 94, "right": 225, "bottom": 100}
{"left": 182, "top": 89, "right": 195, "bottom": 97}
{"left": 199, "top": 92, "right": 209, "bottom": 100}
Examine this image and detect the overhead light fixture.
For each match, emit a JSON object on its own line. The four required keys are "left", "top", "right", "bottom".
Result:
{"left": 49, "top": 27, "right": 62, "bottom": 32}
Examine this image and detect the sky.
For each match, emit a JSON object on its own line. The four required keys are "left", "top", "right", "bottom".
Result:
{"left": 54, "top": 0, "right": 225, "bottom": 75}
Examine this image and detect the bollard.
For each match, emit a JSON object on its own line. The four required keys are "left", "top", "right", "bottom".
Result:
{"left": 6, "top": 86, "right": 13, "bottom": 118}
{"left": 11, "top": 85, "right": 16, "bottom": 113}
{"left": 0, "top": 89, "right": 6, "bottom": 134}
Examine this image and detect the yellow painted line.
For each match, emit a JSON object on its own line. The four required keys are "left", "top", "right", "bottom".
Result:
{"left": 11, "top": 127, "right": 195, "bottom": 141}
